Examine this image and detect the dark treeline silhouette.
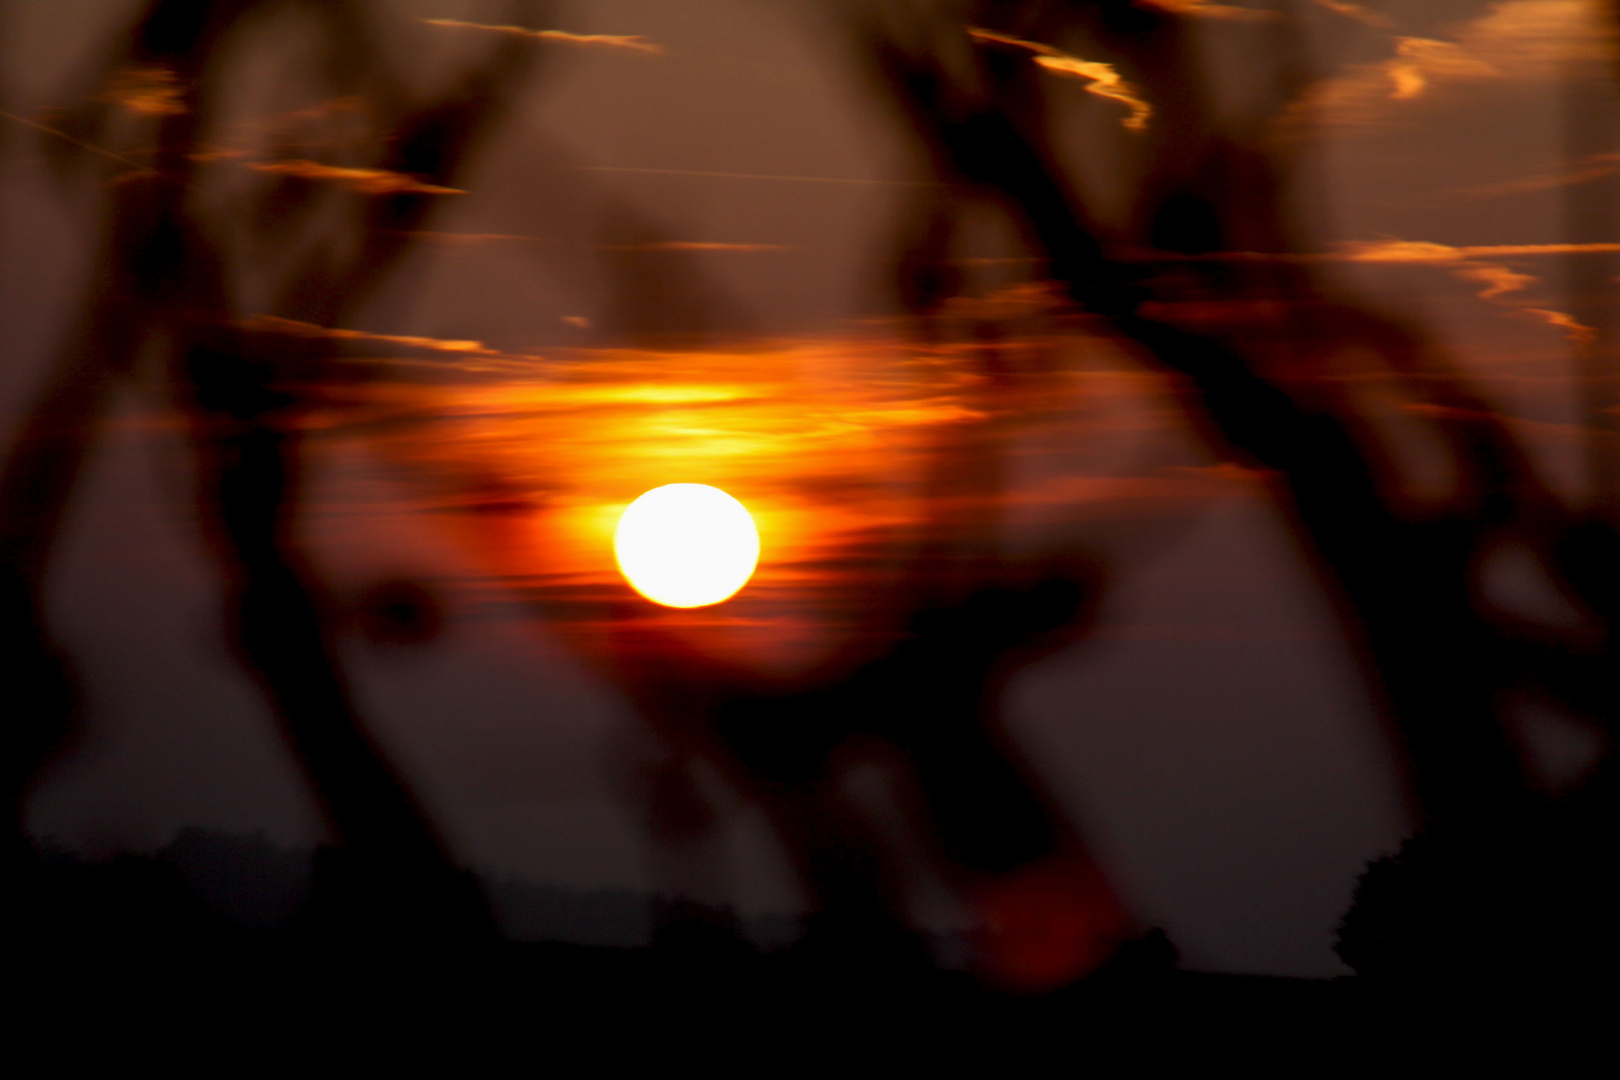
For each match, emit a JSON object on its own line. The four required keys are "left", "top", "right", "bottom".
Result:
{"left": 21, "top": 828, "right": 1356, "bottom": 1068}
{"left": 1, "top": 0, "right": 1614, "bottom": 1062}
{"left": 31, "top": 828, "right": 801, "bottom": 949}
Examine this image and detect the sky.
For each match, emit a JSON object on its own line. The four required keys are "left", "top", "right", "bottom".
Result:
{"left": 3, "top": 0, "right": 1614, "bottom": 976}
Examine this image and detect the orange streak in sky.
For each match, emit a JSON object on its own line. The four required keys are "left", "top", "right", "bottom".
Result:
{"left": 1140, "top": 0, "right": 1277, "bottom": 20}
{"left": 421, "top": 19, "right": 663, "bottom": 54}
{"left": 239, "top": 315, "right": 496, "bottom": 355}
{"left": 250, "top": 159, "right": 464, "bottom": 195}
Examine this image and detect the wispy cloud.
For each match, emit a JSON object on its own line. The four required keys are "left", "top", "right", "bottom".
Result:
{"left": 422, "top": 18, "right": 663, "bottom": 54}
{"left": 1332, "top": 240, "right": 1544, "bottom": 302}
{"left": 1383, "top": 36, "right": 1498, "bottom": 100}
{"left": 1211, "top": 239, "right": 1618, "bottom": 339}
{"left": 1523, "top": 308, "right": 1596, "bottom": 343}
{"left": 1310, "top": 0, "right": 1395, "bottom": 29}
{"left": 1452, "top": 152, "right": 1620, "bottom": 200}
{"left": 403, "top": 232, "right": 791, "bottom": 253}
{"left": 250, "top": 159, "right": 464, "bottom": 195}
{"left": 1141, "top": 0, "right": 1278, "bottom": 20}
{"left": 1332, "top": 240, "right": 1620, "bottom": 262}
{"left": 605, "top": 241, "right": 791, "bottom": 253}
{"left": 103, "top": 66, "right": 186, "bottom": 116}
{"left": 1453, "top": 263, "right": 1537, "bottom": 299}
{"left": 1290, "top": 0, "right": 1611, "bottom": 129}
{"left": 578, "top": 165, "right": 936, "bottom": 187}
{"left": 1175, "top": 462, "right": 1279, "bottom": 482}
{"left": 406, "top": 231, "right": 537, "bottom": 244}
{"left": 1332, "top": 239, "right": 1478, "bottom": 263}
{"left": 1309, "top": 239, "right": 1620, "bottom": 340}
{"left": 969, "top": 29, "right": 1152, "bottom": 131}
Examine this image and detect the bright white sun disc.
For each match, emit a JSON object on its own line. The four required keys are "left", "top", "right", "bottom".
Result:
{"left": 614, "top": 484, "right": 760, "bottom": 608}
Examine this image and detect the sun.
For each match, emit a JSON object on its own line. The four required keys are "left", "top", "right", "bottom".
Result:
{"left": 614, "top": 484, "right": 761, "bottom": 608}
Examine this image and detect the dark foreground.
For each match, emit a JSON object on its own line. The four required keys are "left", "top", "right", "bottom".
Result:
{"left": 11, "top": 930, "right": 1603, "bottom": 1069}
{"left": 8, "top": 839, "right": 1606, "bottom": 1068}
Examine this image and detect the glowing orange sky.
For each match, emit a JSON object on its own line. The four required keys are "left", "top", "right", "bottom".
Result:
{"left": 305, "top": 328, "right": 1241, "bottom": 677}
{"left": 272, "top": 280, "right": 1602, "bottom": 690}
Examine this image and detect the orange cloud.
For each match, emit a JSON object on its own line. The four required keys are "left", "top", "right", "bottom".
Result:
{"left": 969, "top": 29, "right": 1152, "bottom": 131}
{"left": 1226, "top": 238, "right": 1620, "bottom": 338}
{"left": 1333, "top": 240, "right": 1620, "bottom": 262}
{"left": 1385, "top": 37, "right": 1497, "bottom": 100}
{"left": 1139, "top": 0, "right": 1277, "bottom": 19}
{"left": 1289, "top": 0, "right": 1611, "bottom": 130}
{"left": 1174, "top": 462, "right": 1279, "bottom": 482}
{"left": 1310, "top": 0, "right": 1395, "bottom": 28}
{"left": 407, "top": 231, "right": 536, "bottom": 244}
{"left": 1463, "top": 243, "right": 1620, "bottom": 257}
{"left": 188, "top": 147, "right": 249, "bottom": 163}
{"left": 1336, "top": 239, "right": 1466, "bottom": 263}
{"left": 250, "top": 159, "right": 464, "bottom": 195}
{"left": 1454, "top": 153, "right": 1620, "bottom": 199}
{"left": 605, "top": 241, "right": 791, "bottom": 253}
{"left": 403, "top": 232, "right": 790, "bottom": 254}
{"left": 579, "top": 165, "right": 934, "bottom": 187}
{"left": 1523, "top": 308, "right": 1596, "bottom": 343}
{"left": 1463, "top": 0, "right": 1613, "bottom": 69}
{"left": 421, "top": 18, "right": 663, "bottom": 54}
{"left": 1454, "top": 263, "right": 1537, "bottom": 299}
{"left": 1330, "top": 241, "right": 1536, "bottom": 298}
{"left": 103, "top": 66, "right": 186, "bottom": 116}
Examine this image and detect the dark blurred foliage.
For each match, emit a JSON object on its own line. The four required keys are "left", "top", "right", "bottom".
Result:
{"left": 353, "top": 578, "right": 447, "bottom": 647}
{"left": 830, "top": 0, "right": 1620, "bottom": 992}
{"left": 2, "top": 0, "right": 549, "bottom": 940}
{"left": 0, "top": 0, "right": 1617, "bottom": 1055}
